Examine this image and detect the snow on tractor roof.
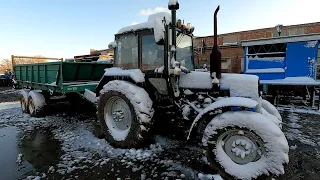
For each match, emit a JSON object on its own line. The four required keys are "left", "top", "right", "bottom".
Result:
{"left": 168, "top": 0, "right": 178, "bottom": 6}
{"left": 117, "top": 12, "right": 171, "bottom": 43}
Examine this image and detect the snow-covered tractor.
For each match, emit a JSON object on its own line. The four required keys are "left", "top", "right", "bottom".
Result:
{"left": 96, "top": 1, "right": 289, "bottom": 178}
{"left": 94, "top": 1, "right": 289, "bottom": 179}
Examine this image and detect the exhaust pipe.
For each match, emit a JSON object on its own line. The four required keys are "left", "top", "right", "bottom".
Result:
{"left": 210, "top": 6, "right": 221, "bottom": 79}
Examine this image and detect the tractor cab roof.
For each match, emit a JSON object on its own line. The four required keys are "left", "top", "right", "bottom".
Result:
{"left": 116, "top": 12, "right": 172, "bottom": 43}
{"left": 117, "top": 12, "right": 171, "bottom": 35}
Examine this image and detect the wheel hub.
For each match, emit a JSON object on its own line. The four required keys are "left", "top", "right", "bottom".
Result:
{"left": 104, "top": 96, "right": 132, "bottom": 131}
{"left": 218, "top": 130, "right": 265, "bottom": 165}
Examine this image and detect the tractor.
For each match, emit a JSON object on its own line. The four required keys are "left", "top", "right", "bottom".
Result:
{"left": 95, "top": 0, "right": 289, "bottom": 179}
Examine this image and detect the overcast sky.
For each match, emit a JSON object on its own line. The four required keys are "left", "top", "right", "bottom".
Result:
{"left": 0, "top": 0, "right": 319, "bottom": 60}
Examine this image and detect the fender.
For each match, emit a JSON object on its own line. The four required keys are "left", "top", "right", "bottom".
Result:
{"left": 187, "top": 97, "right": 259, "bottom": 140}
{"left": 96, "top": 68, "right": 145, "bottom": 96}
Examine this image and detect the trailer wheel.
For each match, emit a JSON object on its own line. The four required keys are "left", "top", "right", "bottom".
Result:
{"left": 28, "top": 91, "right": 46, "bottom": 117}
{"left": 202, "top": 111, "right": 289, "bottom": 180}
{"left": 98, "top": 80, "right": 154, "bottom": 148}
{"left": 20, "top": 90, "right": 30, "bottom": 113}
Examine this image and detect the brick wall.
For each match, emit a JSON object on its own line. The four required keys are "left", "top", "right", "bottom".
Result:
{"left": 194, "top": 22, "right": 320, "bottom": 72}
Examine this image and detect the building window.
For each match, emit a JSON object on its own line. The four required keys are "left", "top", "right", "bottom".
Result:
{"left": 222, "top": 34, "right": 239, "bottom": 45}
{"left": 115, "top": 34, "right": 138, "bottom": 69}
{"left": 247, "top": 43, "right": 287, "bottom": 58}
{"left": 221, "top": 57, "right": 231, "bottom": 73}
{"left": 141, "top": 34, "right": 164, "bottom": 71}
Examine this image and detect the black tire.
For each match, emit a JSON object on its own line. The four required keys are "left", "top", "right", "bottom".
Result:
{"left": 202, "top": 111, "right": 289, "bottom": 180}
{"left": 20, "top": 89, "right": 30, "bottom": 113}
{"left": 28, "top": 91, "right": 46, "bottom": 117}
{"left": 98, "top": 80, "right": 154, "bottom": 149}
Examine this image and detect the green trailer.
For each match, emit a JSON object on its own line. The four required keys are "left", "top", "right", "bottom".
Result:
{"left": 13, "top": 60, "right": 112, "bottom": 117}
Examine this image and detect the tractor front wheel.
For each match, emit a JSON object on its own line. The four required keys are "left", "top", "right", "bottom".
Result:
{"left": 202, "top": 111, "right": 289, "bottom": 180}
{"left": 98, "top": 80, "right": 154, "bottom": 148}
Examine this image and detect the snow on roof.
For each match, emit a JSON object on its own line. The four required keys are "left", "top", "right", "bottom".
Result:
{"left": 260, "top": 77, "right": 320, "bottom": 85}
{"left": 168, "top": 0, "right": 178, "bottom": 6}
{"left": 104, "top": 67, "right": 145, "bottom": 83}
{"left": 117, "top": 12, "right": 171, "bottom": 34}
{"left": 241, "top": 33, "right": 320, "bottom": 46}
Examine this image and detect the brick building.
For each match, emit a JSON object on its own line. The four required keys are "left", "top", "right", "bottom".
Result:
{"left": 194, "top": 22, "right": 320, "bottom": 73}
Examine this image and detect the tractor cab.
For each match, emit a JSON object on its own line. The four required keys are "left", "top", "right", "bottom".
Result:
{"left": 109, "top": 7, "right": 195, "bottom": 75}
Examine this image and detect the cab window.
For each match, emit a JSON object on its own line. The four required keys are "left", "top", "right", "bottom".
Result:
{"left": 141, "top": 34, "right": 164, "bottom": 71}
{"left": 115, "top": 34, "right": 138, "bottom": 69}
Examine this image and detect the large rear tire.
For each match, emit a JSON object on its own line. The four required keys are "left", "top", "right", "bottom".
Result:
{"left": 202, "top": 111, "right": 289, "bottom": 180}
{"left": 20, "top": 89, "right": 30, "bottom": 113}
{"left": 98, "top": 80, "right": 154, "bottom": 148}
{"left": 28, "top": 91, "right": 46, "bottom": 117}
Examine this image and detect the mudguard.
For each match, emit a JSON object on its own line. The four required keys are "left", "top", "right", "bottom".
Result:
{"left": 103, "top": 68, "right": 145, "bottom": 83}
{"left": 96, "top": 68, "right": 145, "bottom": 96}
{"left": 187, "top": 97, "right": 259, "bottom": 140}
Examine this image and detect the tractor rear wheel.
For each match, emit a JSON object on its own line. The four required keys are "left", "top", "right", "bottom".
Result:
{"left": 98, "top": 80, "right": 154, "bottom": 148}
{"left": 202, "top": 111, "right": 289, "bottom": 180}
{"left": 28, "top": 91, "right": 46, "bottom": 117}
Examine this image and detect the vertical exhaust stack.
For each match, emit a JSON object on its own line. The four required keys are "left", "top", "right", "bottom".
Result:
{"left": 168, "top": 0, "right": 179, "bottom": 62}
{"left": 210, "top": 6, "right": 221, "bottom": 79}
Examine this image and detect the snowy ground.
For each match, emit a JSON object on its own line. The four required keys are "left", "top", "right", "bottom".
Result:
{"left": 0, "top": 90, "right": 320, "bottom": 180}
{"left": 0, "top": 101, "right": 223, "bottom": 180}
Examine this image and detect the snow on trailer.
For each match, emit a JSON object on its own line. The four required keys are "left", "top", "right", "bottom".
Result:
{"left": 242, "top": 34, "right": 320, "bottom": 107}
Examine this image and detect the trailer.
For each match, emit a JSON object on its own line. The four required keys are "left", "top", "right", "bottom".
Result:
{"left": 242, "top": 34, "right": 320, "bottom": 107}
{"left": 13, "top": 56, "right": 112, "bottom": 116}
{"left": 13, "top": 1, "right": 289, "bottom": 179}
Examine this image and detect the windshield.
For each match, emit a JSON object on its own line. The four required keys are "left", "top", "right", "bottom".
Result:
{"left": 169, "top": 30, "right": 194, "bottom": 70}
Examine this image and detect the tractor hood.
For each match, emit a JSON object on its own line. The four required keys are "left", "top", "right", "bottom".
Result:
{"left": 179, "top": 71, "right": 260, "bottom": 100}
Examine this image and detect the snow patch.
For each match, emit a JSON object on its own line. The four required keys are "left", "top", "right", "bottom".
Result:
{"left": 104, "top": 67, "right": 145, "bottom": 83}
{"left": 246, "top": 68, "right": 285, "bottom": 73}
{"left": 179, "top": 71, "right": 213, "bottom": 89}
{"left": 220, "top": 73, "right": 260, "bottom": 101}
{"left": 260, "top": 77, "right": 320, "bottom": 85}
{"left": 118, "top": 12, "right": 171, "bottom": 43}
{"left": 154, "top": 66, "right": 164, "bottom": 73}
{"left": 83, "top": 89, "right": 98, "bottom": 103}
{"left": 304, "top": 41, "right": 317, "bottom": 48}
{"left": 0, "top": 101, "right": 20, "bottom": 110}
{"left": 188, "top": 97, "right": 258, "bottom": 140}
{"left": 168, "top": 0, "right": 178, "bottom": 6}
{"left": 16, "top": 153, "right": 23, "bottom": 164}
{"left": 28, "top": 91, "right": 46, "bottom": 109}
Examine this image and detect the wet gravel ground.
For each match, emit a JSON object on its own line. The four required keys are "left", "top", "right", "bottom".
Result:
{"left": 0, "top": 87, "right": 20, "bottom": 103}
{"left": 0, "top": 89, "right": 319, "bottom": 180}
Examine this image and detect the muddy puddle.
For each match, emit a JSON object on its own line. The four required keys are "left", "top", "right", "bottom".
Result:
{"left": 0, "top": 125, "right": 62, "bottom": 180}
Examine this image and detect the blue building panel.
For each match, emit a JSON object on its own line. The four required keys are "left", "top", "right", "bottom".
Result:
{"left": 242, "top": 34, "right": 320, "bottom": 86}
{"left": 248, "top": 58, "right": 285, "bottom": 69}
{"left": 285, "top": 41, "right": 318, "bottom": 77}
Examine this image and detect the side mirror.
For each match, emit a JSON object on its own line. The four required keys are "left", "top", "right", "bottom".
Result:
{"left": 108, "top": 41, "right": 117, "bottom": 49}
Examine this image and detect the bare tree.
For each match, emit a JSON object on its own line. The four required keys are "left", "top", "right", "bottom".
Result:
{"left": 0, "top": 59, "right": 12, "bottom": 74}
{"left": 13, "top": 55, "right": 48, "bottom": 65}
{"left": 0, "top": 55, "right": 49, "bottom": 74}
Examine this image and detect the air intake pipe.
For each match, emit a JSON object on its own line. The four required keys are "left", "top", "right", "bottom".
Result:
{"left": 210, "top": 6, "right": 221, "bottom": 79}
